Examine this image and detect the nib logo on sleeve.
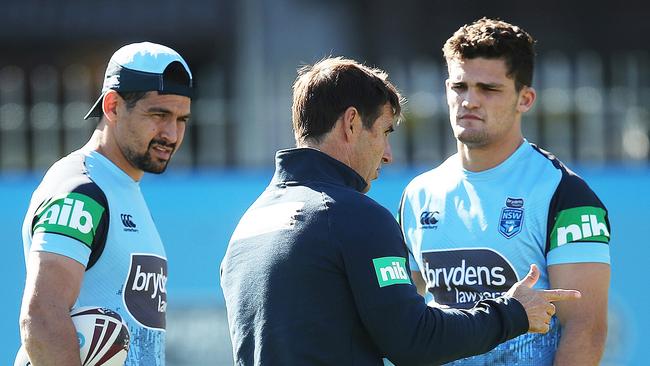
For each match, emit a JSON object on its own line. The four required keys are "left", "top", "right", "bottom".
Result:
{"left": 550, "top": 206, "right": 610, "bottom": 249}
{"left": 33, "top": 193, "right": 105, "bottom": 247}
{"left": 372, "top": 257, "right": 410, "bottom": 287}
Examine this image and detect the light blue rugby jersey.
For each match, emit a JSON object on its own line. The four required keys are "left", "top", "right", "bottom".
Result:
{"left": 22, "top": 148, "right": 168, "bottom": 366}
{"left": 398, "top": 141, "right": 610, "bottom": 366}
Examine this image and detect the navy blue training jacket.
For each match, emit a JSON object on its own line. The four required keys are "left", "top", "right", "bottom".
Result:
{"left": 220, "top": 148, "right": 528, "bottom": 365}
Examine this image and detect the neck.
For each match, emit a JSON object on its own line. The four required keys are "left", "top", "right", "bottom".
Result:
{"left": 458, "top": 136, "right": 524, "bottom": 172}
{"left": 298, "top": 138, "right": 352, "bottom": 168}
{"left": 85, "top": 120, "right": 144, "bottom": 181}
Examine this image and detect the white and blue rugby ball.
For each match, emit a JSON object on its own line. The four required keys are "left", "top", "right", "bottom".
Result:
{"left": 15, "top": 306, "right": 130, "bottom": 366}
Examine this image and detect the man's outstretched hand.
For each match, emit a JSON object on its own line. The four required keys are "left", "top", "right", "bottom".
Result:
{"left": 506, "top": 264, "right": 581, "bottom": 333}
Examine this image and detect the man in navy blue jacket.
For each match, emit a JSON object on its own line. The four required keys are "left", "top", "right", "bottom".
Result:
{"left": 220, "top": 57, "right": 580, "bottom": 365}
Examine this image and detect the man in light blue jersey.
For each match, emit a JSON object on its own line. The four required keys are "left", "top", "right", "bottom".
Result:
{"left": 399, "top": 18, "right": 610, "bottom": 366}
{"left": 19, "top": 42, "right": 192, "bottom": 365}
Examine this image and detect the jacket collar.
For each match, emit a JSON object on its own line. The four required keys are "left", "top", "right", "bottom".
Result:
{"left": 271, "top": 148, "right": 368, "bottom": 193}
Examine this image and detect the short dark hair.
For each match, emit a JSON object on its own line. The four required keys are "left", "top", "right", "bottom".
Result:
{"left": 443, "top": 18, "right": 536, "bottom": 90}
{"left": 292, "top": 57, "right": 403, "bottom": 145}
{"left": 117, "top": 91, "right": 148, "bottom": 110}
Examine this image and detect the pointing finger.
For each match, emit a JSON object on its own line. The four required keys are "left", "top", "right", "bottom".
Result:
{"left": 541, "top": 289, "right": 581, "bottom": 302}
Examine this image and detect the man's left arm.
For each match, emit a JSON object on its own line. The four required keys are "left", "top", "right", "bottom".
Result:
{"left": 548, "top": 262, "right": 610, "bottom": 366}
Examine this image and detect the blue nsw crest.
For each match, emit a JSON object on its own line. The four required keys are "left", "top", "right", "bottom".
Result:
{"left": 499, "top": 207, "right": 524, "bottom": 238}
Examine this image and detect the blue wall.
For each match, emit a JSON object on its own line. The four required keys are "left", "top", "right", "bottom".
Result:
{"left": 2, "top": 166, "right": 648, "bottom": 365}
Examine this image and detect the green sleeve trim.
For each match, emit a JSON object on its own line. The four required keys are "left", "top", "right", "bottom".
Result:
{"left": 33, "top": 192, "right": 105, "bottom": 247}
{"left": 550, "top": 206, "right": 609, "bottom": 250}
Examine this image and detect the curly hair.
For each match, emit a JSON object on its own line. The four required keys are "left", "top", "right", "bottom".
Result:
{"left": 443, "top": 18, "right": 536, "bottom": 91}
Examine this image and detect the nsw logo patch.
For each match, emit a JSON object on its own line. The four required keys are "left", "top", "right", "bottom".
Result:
{"left": 498, "top": 197, "right": 524, "bottom": 239}
{"left": 372, "top": 257, "right": 410, "bottom": 287}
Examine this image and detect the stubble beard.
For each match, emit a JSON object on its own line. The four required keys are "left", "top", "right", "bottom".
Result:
{"left": 124, "top": 139, "right": 176, "bottom": 174}
{"left": 455, "top": 124, "right": 489, "bottom": 149}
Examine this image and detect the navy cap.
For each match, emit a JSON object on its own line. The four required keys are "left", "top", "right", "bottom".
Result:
{"left": 84, "top": 42, "right": 193, "bottom": 119}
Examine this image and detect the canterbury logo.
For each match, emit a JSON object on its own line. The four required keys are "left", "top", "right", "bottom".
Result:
{"left": 420, "top": 211, "right": 439, "bottom": 227}
{"left": 120, "top": 214, "right": 137, "bottom": 231}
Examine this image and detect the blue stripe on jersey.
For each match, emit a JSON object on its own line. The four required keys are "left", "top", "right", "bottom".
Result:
{"left": 30, "top": 232, "right": 92, "bottom": 266}
{"left": 547, "top": 242, "right": 610, "bottom": 265}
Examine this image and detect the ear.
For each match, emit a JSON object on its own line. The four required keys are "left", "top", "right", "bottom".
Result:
{"left": 517, "top": 86, "right": 536, "bottom": 113}
{"left": 444, "top": 78, "right": 454, "bottom": 102}
{"left": 102, "top": 90, "right": 121, "bottom": 124}
{"left": 341, "top": 106, "right": 362, "bottom": 142}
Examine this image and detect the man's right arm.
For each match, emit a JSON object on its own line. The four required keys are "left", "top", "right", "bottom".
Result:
{"left": 341, "top": 204, "right": 579, "bottom": 365}
{"left": 20, "top": 251, "right": 85, "bottom": 365}
{"left": 340, "top": 204, "right": 529, "bottom": 365}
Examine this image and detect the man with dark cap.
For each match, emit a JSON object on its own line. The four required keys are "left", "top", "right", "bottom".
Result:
{"left": 18, "top": 42, "right": 192, "bottom": 365}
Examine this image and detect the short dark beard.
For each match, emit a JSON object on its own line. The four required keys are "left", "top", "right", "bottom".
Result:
{"left": 125, "top": 139, "right": 177, "bottom": 174}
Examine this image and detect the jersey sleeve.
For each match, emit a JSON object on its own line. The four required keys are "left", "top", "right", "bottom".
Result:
{"left": 545, "top": 170, "right": 611, "bottom": 265}
{"left": 29, "top": 181, "right": 109, "bottom": 267}
{"left": 397, "top": 188, "right": 420, "bottom": 271}
{"left": 335, "top": 198, "right": 528, "bottom": 365}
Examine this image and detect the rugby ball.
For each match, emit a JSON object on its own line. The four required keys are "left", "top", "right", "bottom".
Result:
{"left": 14, "top": 306, "right": 130, "bottom": 366}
